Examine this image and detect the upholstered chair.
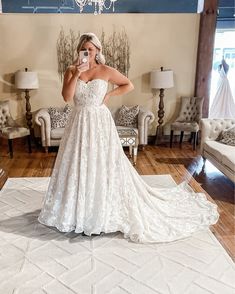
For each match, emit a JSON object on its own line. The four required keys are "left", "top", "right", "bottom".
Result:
{"left": 170, "top": 97, "right": 204, "bottom": 150}
{"left": 0, "top": 100, "right": 31, "bottom": 158}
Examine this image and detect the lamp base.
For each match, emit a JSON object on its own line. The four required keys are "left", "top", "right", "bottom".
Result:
{"left": 154, "top": 88, "right": 165, "bottom": 145}
{"left": 25, "top": 89, "right": 33, "bottom": 130}
{"left": 154, "top": 125, "right": 164, "bottom": 145}
{"left": 24, "top": 89, "right": 38, "bottom": 147}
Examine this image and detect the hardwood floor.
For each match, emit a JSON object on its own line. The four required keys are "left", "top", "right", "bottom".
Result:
{"left": 0, "top": 138, "right": 234, "bottom": 261}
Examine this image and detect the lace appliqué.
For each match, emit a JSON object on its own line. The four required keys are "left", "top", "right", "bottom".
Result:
{"left": 38, "top": 79, "right": 219, "bottom": 243}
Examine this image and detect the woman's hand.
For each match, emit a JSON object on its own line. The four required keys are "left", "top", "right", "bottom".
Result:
{"left": 73, "top": 63, "right": 89, "bottom": 77}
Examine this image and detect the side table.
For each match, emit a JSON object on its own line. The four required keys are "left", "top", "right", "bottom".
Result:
{"left": 117, "top": 128, "right": 139, "bottom": 165}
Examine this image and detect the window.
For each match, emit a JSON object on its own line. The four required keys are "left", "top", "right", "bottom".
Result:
{"left": 210, "top": 30, "right": 235, "bottom": 111}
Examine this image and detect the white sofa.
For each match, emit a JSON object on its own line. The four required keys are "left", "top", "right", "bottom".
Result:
{"left": 35, "top": 106, "right": 154, "bottom": 152}
{"left": 200, "top": 118, "right": 235, "bottom": 183}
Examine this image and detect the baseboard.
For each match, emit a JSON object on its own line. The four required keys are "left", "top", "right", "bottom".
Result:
{"left": 147, "top": 134, "right": 197, "bottom": 145}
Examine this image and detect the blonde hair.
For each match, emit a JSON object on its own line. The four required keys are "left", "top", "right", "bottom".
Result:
{"left": 76, "top": 33, "right": 105, "bottom": 64}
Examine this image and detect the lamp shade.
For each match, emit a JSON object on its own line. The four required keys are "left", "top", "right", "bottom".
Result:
{"left": 15, "top": 70, "right": 39, "bottom": 89}
{"left": 150, "top": 69, "right": 174, "bottom": 89}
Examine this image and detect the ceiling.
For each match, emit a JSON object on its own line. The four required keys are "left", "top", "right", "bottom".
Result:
{"left": 1, "top": 0, "right": 234, "bottom": 28}
{"left": 1, "top": 0, "right": 204, "bottom": 14}
{"left": 218, "top": 0, "right": 235, "bottom": 20}
{"left": 217, "top": 0, "right": 235, "bottom": 29}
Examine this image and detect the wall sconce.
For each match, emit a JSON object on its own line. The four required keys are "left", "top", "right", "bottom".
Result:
{"left": 15, "top": 68, "right": 39, "bottom": 135}
{"left": 151, "top": 67, "right": 174, "bottom": 145}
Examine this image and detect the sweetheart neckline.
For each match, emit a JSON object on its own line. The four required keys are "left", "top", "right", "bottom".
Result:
{"left": 78, "top": 78, "right": 108, "bottom": 85}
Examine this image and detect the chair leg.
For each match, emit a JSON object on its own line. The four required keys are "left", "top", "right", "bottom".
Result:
{"left": 8, "top": 139, "right": 13, "bottom": 158}
{"left": 193, "top": 132, "right": 197, "bottom": 150}
{"left": 180, "top": 131, "right": 184, "bottom": 146}
{"left": 189, "top": 132, "right": 193, "bottom": 143}
{"left": 138, "top": 145, "right": 145, "bottom": 151}
{"left": 202, "top": 156, "right": 206, "bottom": 170}
{"left": 196, "top": 131, "right": 199, "bottom": 145}
{"left": 27, "top": 135, "right": 32, "bottom": 153}
{"left": 170, "top": 130, "right": 174, "bottom": 148}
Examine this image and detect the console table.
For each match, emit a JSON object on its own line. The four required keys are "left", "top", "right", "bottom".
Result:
{"left": 117, "top": 128, "right": 138, "bottom": 165}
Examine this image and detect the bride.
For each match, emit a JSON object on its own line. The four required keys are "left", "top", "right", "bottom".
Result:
{"left": 38, "top": 33, "right": 219, "bottom": 243}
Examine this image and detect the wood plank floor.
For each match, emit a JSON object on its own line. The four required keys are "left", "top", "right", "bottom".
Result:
{"left": 0, "top": 139, "right": 234, "bottom": 261}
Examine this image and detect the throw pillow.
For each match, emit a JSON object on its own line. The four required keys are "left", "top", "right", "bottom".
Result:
{"left": 48, "top": 104, "right": 72, "bottom": 130}
{"left": 116, "top": 105, "right": 139, "bottom": 128}
{"left": 219, "top": 125, "right": 235, "bottom": 146}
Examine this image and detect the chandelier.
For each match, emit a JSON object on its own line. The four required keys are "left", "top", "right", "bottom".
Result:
{"left": 75, "top": 0, "right": 117, "bottom": 15}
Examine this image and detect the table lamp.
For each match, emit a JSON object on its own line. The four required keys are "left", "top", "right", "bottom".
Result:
{"left": 15, "top": 68, "right": 39, "bottom": 134}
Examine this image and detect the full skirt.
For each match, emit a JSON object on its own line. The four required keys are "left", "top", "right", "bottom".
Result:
{"left": 38, "top": 105, "right": 219, "bottom": 243}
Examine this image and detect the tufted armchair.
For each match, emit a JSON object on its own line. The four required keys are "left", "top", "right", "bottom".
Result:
{"left": 0, "top": 100, "right": 31, "bottom": 158}
{"left": 170, "top": 97, "right": 204, "bottom": 150}
{"left": 35, "top": 105, "right": 154, "bottom": 152}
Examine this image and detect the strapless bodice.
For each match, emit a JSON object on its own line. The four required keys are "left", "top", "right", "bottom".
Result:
{"left": 73, "top": 79, "right": 108, "bottom": 107}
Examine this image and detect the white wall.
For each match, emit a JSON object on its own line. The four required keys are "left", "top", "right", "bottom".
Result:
{"left": 0, "top": 13, "right": 199, "bottom": 135}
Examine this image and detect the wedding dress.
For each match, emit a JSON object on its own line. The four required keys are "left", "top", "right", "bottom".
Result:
{"left": 38, "top": 79, "right": 219, "bottom": 243}
{"left": 210, "top": 67, "right": 235, "bottom": 118}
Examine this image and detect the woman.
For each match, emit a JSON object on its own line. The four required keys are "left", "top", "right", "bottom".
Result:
{"left": 38, "top": 33, "right": 219, "bottom": 243}
{"left": 61, "top": 33, "right": 133, "bottom": 105}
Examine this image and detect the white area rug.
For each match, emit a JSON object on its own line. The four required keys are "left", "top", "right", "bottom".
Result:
{"left": 0, "top": 176, "right": 234, "bottom": 294}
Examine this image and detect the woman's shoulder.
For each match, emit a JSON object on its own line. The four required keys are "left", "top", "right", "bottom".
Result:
{"left": 101, "top": 64, "right": 118, "bottom": 74}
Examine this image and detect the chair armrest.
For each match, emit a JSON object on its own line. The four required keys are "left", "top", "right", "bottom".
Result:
{"left": 138, "top": 108, "right": 155, "bottom": 145}
{"left": 35, "top": 108, "right": 51, "bottom": 147}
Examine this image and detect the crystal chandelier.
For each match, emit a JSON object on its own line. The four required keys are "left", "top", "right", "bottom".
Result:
{"left": 75, "top": 0, "right": 117, "bottom": 15}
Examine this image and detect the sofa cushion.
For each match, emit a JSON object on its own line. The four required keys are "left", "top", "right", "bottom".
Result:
{"left": 115, "top": 105, "right": 139, "bottom": 128}
{"left": 203, "top": 141, "right": 234, "bottom": 163}
{"left": 1, "top": 126, "right": 30, "bottom": 139}
{"left": 171, "top": 121, "right": 199, "bottom": 132}
{"left": 48, "top": 105, "right": 72, "bottom": 130}
{"left": 204, "top": 140, "right": 235, "bottom": 171}
{"left": 219, "top": 126, "right": 235, "bottom": 146}
{"left": 51, "top": 127, "right": 65, "bottom": 139}
{"left": 222, "top": 152, "right": 235, "bottom": 172}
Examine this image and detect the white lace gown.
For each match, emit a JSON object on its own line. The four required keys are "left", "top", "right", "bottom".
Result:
{"left": 38, "top": 79, "right": 219, "bottom": 243}
{"left": 210, "top": 67, "right": 235, "bottom": 118}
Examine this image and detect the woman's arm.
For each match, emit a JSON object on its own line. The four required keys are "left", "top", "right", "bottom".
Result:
{"left": 61, "top": 67, "right": 79, "bottom": 102}
{"left": 108, "top": 67, "right": 134, "bottom": 96}
{"left": 103, "top": 67, "right": 134, "bottom": 104}
{"left": 62, "top": 63, "right": 87, "bottom": 102}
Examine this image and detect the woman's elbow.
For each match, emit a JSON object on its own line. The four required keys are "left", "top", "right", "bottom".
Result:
{"left": 129, "top": 81, "right": 134, "bottom": 91}
{"left": 62, "top": 91, "right": 71, "bottom": 102}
